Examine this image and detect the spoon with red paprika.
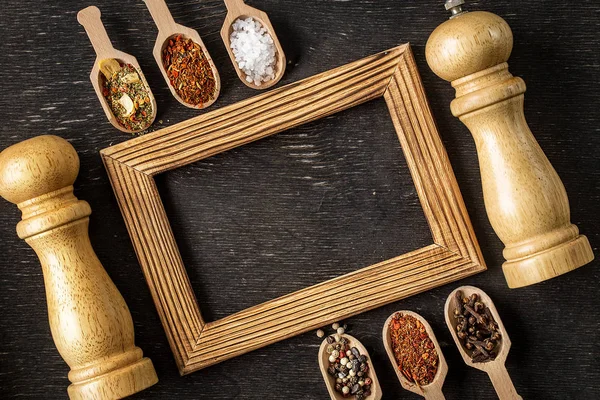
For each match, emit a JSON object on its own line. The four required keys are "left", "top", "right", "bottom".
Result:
{"left": 144, "top": 0, "right": 221, "bottom": 109}
{"left": 383, "top": 311, "right": 447, "bottom": 400}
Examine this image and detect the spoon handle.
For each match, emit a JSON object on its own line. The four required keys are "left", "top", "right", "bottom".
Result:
{"left": 424, "top": 385, "right": 446, "bottom": 400}
{"left": 487, "top": 365, "right": 522, "bottom": 400}
{"left": 223, "top": 0, "right": 248, "bottom": 13}
{"left": 77, "top": 6, "right": 114, "bottom": 58}
{"left": 144, "top": 0, "right": 177, "bottom": 33}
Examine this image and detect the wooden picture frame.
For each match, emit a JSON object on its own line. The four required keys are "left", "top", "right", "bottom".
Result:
{"left": 101, "top": 44, "right": 486, "bottom": 375}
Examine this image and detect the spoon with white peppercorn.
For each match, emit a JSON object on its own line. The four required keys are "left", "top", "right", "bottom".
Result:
{"left": 318, "top": 334, "right": 382, "bottom": 400}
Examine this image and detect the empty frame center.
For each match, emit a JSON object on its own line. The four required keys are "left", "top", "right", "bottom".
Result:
{"left": 155, "top": 98, "right": 432, "bottom": 321}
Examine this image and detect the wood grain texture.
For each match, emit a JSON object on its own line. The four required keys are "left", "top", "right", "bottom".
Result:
{"left": 101, "top": 44, "right": 486, "bottom": 374}
{"left": 0, "top": 0, "right": 598, "bottom": 399}
{"left": 426, "top": 10, "right": 594, "bottom": 287}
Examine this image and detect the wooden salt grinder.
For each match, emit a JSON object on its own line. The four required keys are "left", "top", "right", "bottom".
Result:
{"left": 426, "top": 0, "right": 594, "bottom": 288}
{"left": 0, "top": 135, "right": 158, "bottom": 399}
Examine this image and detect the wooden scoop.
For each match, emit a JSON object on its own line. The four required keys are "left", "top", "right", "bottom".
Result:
{"left": 144, "top": 0, "right": 221, "bottom": 108}
{"left": 77, "top": 6, "right": 157, "bottom": 134}
{"left": 318, "top": 334, "right": 382, "bottom": 400}
{"left": 220, "top": 0, "right": 286, "bottom": 89}
{"left": 383, "top": 311, "right": 447, "bottom": 400}
{"left": 445, "top": 286, "right": 522, "bottom": 400}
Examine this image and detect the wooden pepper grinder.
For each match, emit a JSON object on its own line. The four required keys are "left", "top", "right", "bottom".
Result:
{"left": 426, "top": 0, "right": 594, "bottom": 288}
{"left": 0, "top": 136, "right": 158, "bottom": 399}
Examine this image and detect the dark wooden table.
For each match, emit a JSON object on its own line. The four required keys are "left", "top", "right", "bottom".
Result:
{"left": 0, "top": 1, "right": 598, "bottom": 398}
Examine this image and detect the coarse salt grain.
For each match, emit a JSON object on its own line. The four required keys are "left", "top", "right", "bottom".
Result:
{"left": 230, "top": 17, "right": 276, "bottom": 86}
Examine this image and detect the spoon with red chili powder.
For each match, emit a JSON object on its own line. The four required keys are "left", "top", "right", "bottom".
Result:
{"left": 383, "top": 311, "right": 447, "bottom": 400}
{"left": 144, "top": 0, "right": 221, "bottom": 109}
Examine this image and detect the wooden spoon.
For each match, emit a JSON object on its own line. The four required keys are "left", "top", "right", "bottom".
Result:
{"left": 445, "top": 286, "right": 522, "bottom": 400}
{"left": 77, "top": 6, "right": 156, "bottom": 134}
{"left": 220, "top": 0, "right": 286, "bottom": 89}
{"left": 318, "top": 334, "right": 382, "bottom": 400}
{"left": 383, "top": 311, "right": 448, "bottom": 400}
{"left": 143, "top": 0, "right": 221, "bottom": 109}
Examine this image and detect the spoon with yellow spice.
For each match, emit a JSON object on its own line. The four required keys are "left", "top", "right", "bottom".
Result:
{"left": 78, "top": 6, "right": 156, "bottom": 133}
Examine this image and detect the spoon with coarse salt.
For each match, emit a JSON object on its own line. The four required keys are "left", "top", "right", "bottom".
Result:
{"left": 445, "top": 286, "right": 522, "bottom": 400}
{"left": 221, "top": 0, "right": 286, "bottom": 89}
{"left": 77, "top": 6, "right": 157, "bottom": 134}
{"left": 143, "top": 0, "right": 221, "bottom": 109}
{"left": 318, "top": 334, "right": 382, "bottom": 400}
{"left": 383, "top": 311, "right": 448, "bottom": 400}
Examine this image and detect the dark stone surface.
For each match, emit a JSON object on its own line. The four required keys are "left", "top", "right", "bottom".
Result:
{"left": 0, "top": 0, "right": 598, "bottom": 398}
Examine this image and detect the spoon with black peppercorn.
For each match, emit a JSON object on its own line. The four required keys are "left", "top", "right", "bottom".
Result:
{"left": 78, "top": 6, "right": 157, "bottom": 133}
{"left": 221, "top": 0, "right": 286, "bottom": 89}
{"left": 318, "top": 334, "right": 382, "bottom": 400}
{"left": 143, "top": 0, "right": 221, "bottom": 109}
{"left": 445, "top": 286, "right": 522, "bottom": 400}
{"left": 383, "top": 311, "right": 447, "bottom": 400}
